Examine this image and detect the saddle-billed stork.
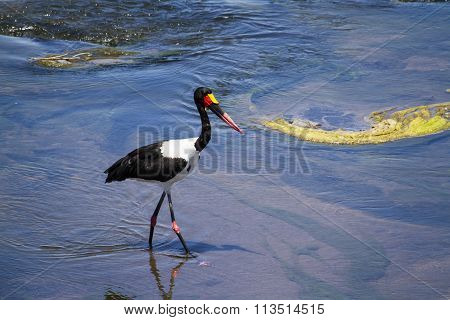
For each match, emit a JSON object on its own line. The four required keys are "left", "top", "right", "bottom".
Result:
{"left": 104, "top": 87, "right": 243, "bottom": 253}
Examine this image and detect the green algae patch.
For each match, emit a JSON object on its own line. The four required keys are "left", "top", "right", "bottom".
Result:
{"left": 262, "top": 102, "right": 450, "bottom": 145}
{"left": 33, "top": 47, "right": 137, "bottom": 68}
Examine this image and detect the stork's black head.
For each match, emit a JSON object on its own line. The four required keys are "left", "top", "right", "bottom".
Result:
{"left": 193, "top": 87, "right": 244, "bottom": 134}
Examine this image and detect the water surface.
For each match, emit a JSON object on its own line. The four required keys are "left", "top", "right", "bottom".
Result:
{"left": 0, "top": 0, "right": 449, "bottom": 299}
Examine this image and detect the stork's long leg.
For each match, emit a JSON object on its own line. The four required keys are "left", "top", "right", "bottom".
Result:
{"left": 167, "top": 192, "right": 190, "bottom": 254}
{"left": 149, "top": 191, "right": 166, "bottom": 249}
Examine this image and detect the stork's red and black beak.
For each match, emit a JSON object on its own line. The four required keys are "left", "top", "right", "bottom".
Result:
{"left": 204, "top": 93, "right": 244, "bottom": 134}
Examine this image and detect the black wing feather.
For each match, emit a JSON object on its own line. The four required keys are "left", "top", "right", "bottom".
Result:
{"left": 104, "top": 141, "right": 188, "bottom": 183}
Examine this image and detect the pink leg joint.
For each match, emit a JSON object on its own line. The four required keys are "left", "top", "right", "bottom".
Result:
{"left": 172, "top": 221, "right": 181, "bottom": 234}
{"left": 151, "top": 215, "right": 157, "bottom": 227}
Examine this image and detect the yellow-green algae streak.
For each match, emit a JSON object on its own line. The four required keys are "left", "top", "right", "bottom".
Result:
{"left": 262, "top": 102, "right": 450, "bottom": 145}
{"left": 33, "top": 47, "right": 137, "bottom": 68}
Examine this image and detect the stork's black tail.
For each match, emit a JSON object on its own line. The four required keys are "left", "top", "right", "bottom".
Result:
{"left": 104, "top": 158, "right": 123, "bottom": 183}
{"left": 104, "top": 154, "right": 134, "bottom": 183}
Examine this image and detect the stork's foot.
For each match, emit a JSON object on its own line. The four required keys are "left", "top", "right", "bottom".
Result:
{"left": 148, "top": 235, "right": 154, "bottom": 250}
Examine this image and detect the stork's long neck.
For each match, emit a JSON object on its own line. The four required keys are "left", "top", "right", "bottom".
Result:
{"left": 194, "top": 106, "right": 211, "bottom": 152}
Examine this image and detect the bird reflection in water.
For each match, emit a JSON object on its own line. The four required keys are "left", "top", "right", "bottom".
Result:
{"left": 148, "top": 252, "right": 189, "bottom": 300}
{"left": 104, "top": 289, "right": 133, "bottom": 300}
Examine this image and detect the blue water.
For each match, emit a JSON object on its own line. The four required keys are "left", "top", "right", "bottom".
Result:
{"left": 0, "top": 0, "right": 449, "bottom": 299}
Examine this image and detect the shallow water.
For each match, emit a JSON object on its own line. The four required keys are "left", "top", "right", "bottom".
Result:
{"left": 0, "top": 0, "right": 449, "bottom": 299}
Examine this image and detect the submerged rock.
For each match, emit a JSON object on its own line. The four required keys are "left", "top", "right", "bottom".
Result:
{"left": 33, "top": 47, "right": 137, "bottom": 68}
{"left": 32, "top": 47, "right": 190, "bottom": 68}
{"left": 262, "top": 102, "right": 450, "bottom": 145}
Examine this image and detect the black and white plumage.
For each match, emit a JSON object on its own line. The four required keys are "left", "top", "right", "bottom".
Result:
{"left": 104, "top": 138, "right": 198, "bottom": 189}
{"left": 104, "top": 87, "right": 243, "bottom": 254}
